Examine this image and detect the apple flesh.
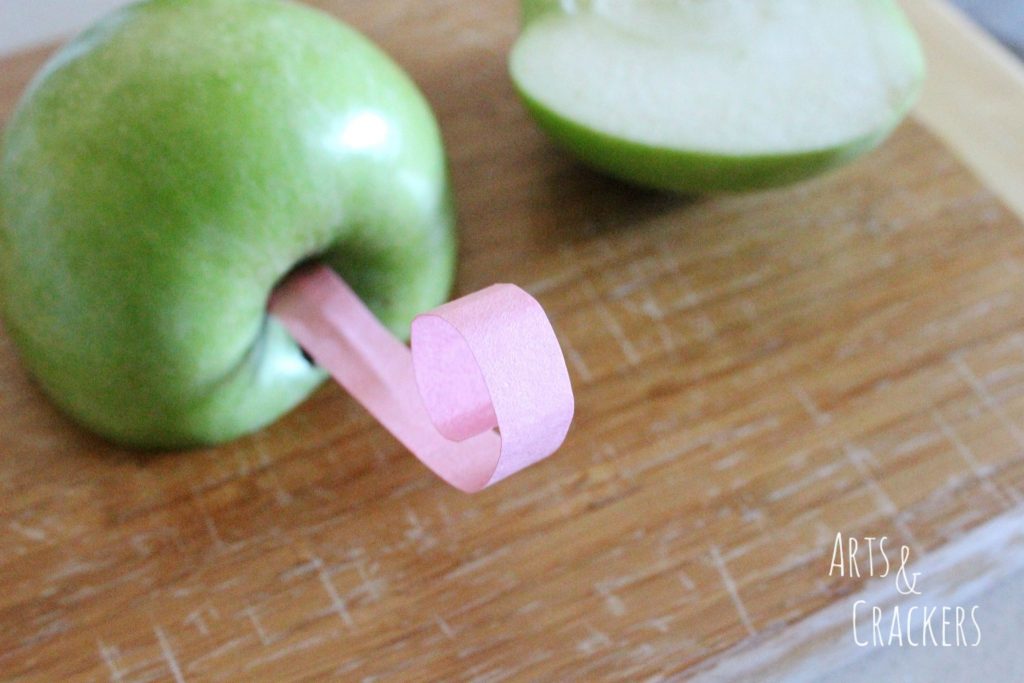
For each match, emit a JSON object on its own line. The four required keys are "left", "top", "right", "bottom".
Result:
{"left": 0, "top": 0, "right": 455, "bottom": 447}
{"left": 510, "top": 0, "right": 926, "bottom": 192}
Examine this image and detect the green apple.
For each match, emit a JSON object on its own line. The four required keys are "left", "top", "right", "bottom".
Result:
{"left": 0, "top": 0, "right": 455, "bottom": 448}
{"left": 510, "top": 0, "right": 926, "bottom": 192}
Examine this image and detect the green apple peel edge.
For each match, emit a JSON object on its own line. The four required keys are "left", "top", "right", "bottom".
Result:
{"left": 510, "top": 0, "right": 926, "bottom": 192}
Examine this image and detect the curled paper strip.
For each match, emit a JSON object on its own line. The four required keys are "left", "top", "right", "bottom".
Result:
{"left": 269, "top": 265, "right": 574, "bottom": 492}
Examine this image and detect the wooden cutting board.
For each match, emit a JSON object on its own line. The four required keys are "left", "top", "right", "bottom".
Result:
{"left": 2, "top": 1, "right": 1024, "bottom": 680}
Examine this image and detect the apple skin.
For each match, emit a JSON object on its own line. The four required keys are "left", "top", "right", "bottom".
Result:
{"left": 513, "top": 89, "right": 892, "bottom": 193}
{"left": 0, "top": 0, "right": 456, "bottom": 448}
{"left": 510, "top": 0, "right": 925, "bottom": 193}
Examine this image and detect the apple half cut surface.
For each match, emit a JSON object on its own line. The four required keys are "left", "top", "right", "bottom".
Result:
{"left": 0, "top": 0, "right": 455, "bottom": 448}
{"left": 510, "top": 0, "right": 926, "bottom": 192}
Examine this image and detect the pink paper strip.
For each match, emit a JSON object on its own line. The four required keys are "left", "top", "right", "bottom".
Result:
{"left": 269, "top": 265, "right": 574, "bottom": 493}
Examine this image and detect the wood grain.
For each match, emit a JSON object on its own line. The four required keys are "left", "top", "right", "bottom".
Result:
{"left": 2, "top": 1, "right": 1024, "bottom": 681}
{"left": 902, "top": 0, "right": 1024, "bottom": 218}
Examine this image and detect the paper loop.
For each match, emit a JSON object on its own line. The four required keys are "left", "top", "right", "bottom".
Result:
{"left": 269, "top": 265, "right": 574, "bottom": 493}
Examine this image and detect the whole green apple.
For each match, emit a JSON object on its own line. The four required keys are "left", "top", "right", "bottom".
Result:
{"left": 0, "top": 0, "right": 456, "bottom": 448}
{"left": 510, "top": 0, "right": 926, "bottom": 192}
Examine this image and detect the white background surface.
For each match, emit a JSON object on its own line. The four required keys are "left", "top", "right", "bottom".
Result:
{"left": 1, "top": 1, "right": 1023, "bottom": 681}
{"left": 823, "top": 573, "right": 1024, "bottom": 683}
{"left": 0, "top": 0, "right": 133, "bottom": 57}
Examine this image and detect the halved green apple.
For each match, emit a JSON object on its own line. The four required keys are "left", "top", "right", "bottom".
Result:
{"left": 510, "top": 0, "right": 926, "bottom": 192}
